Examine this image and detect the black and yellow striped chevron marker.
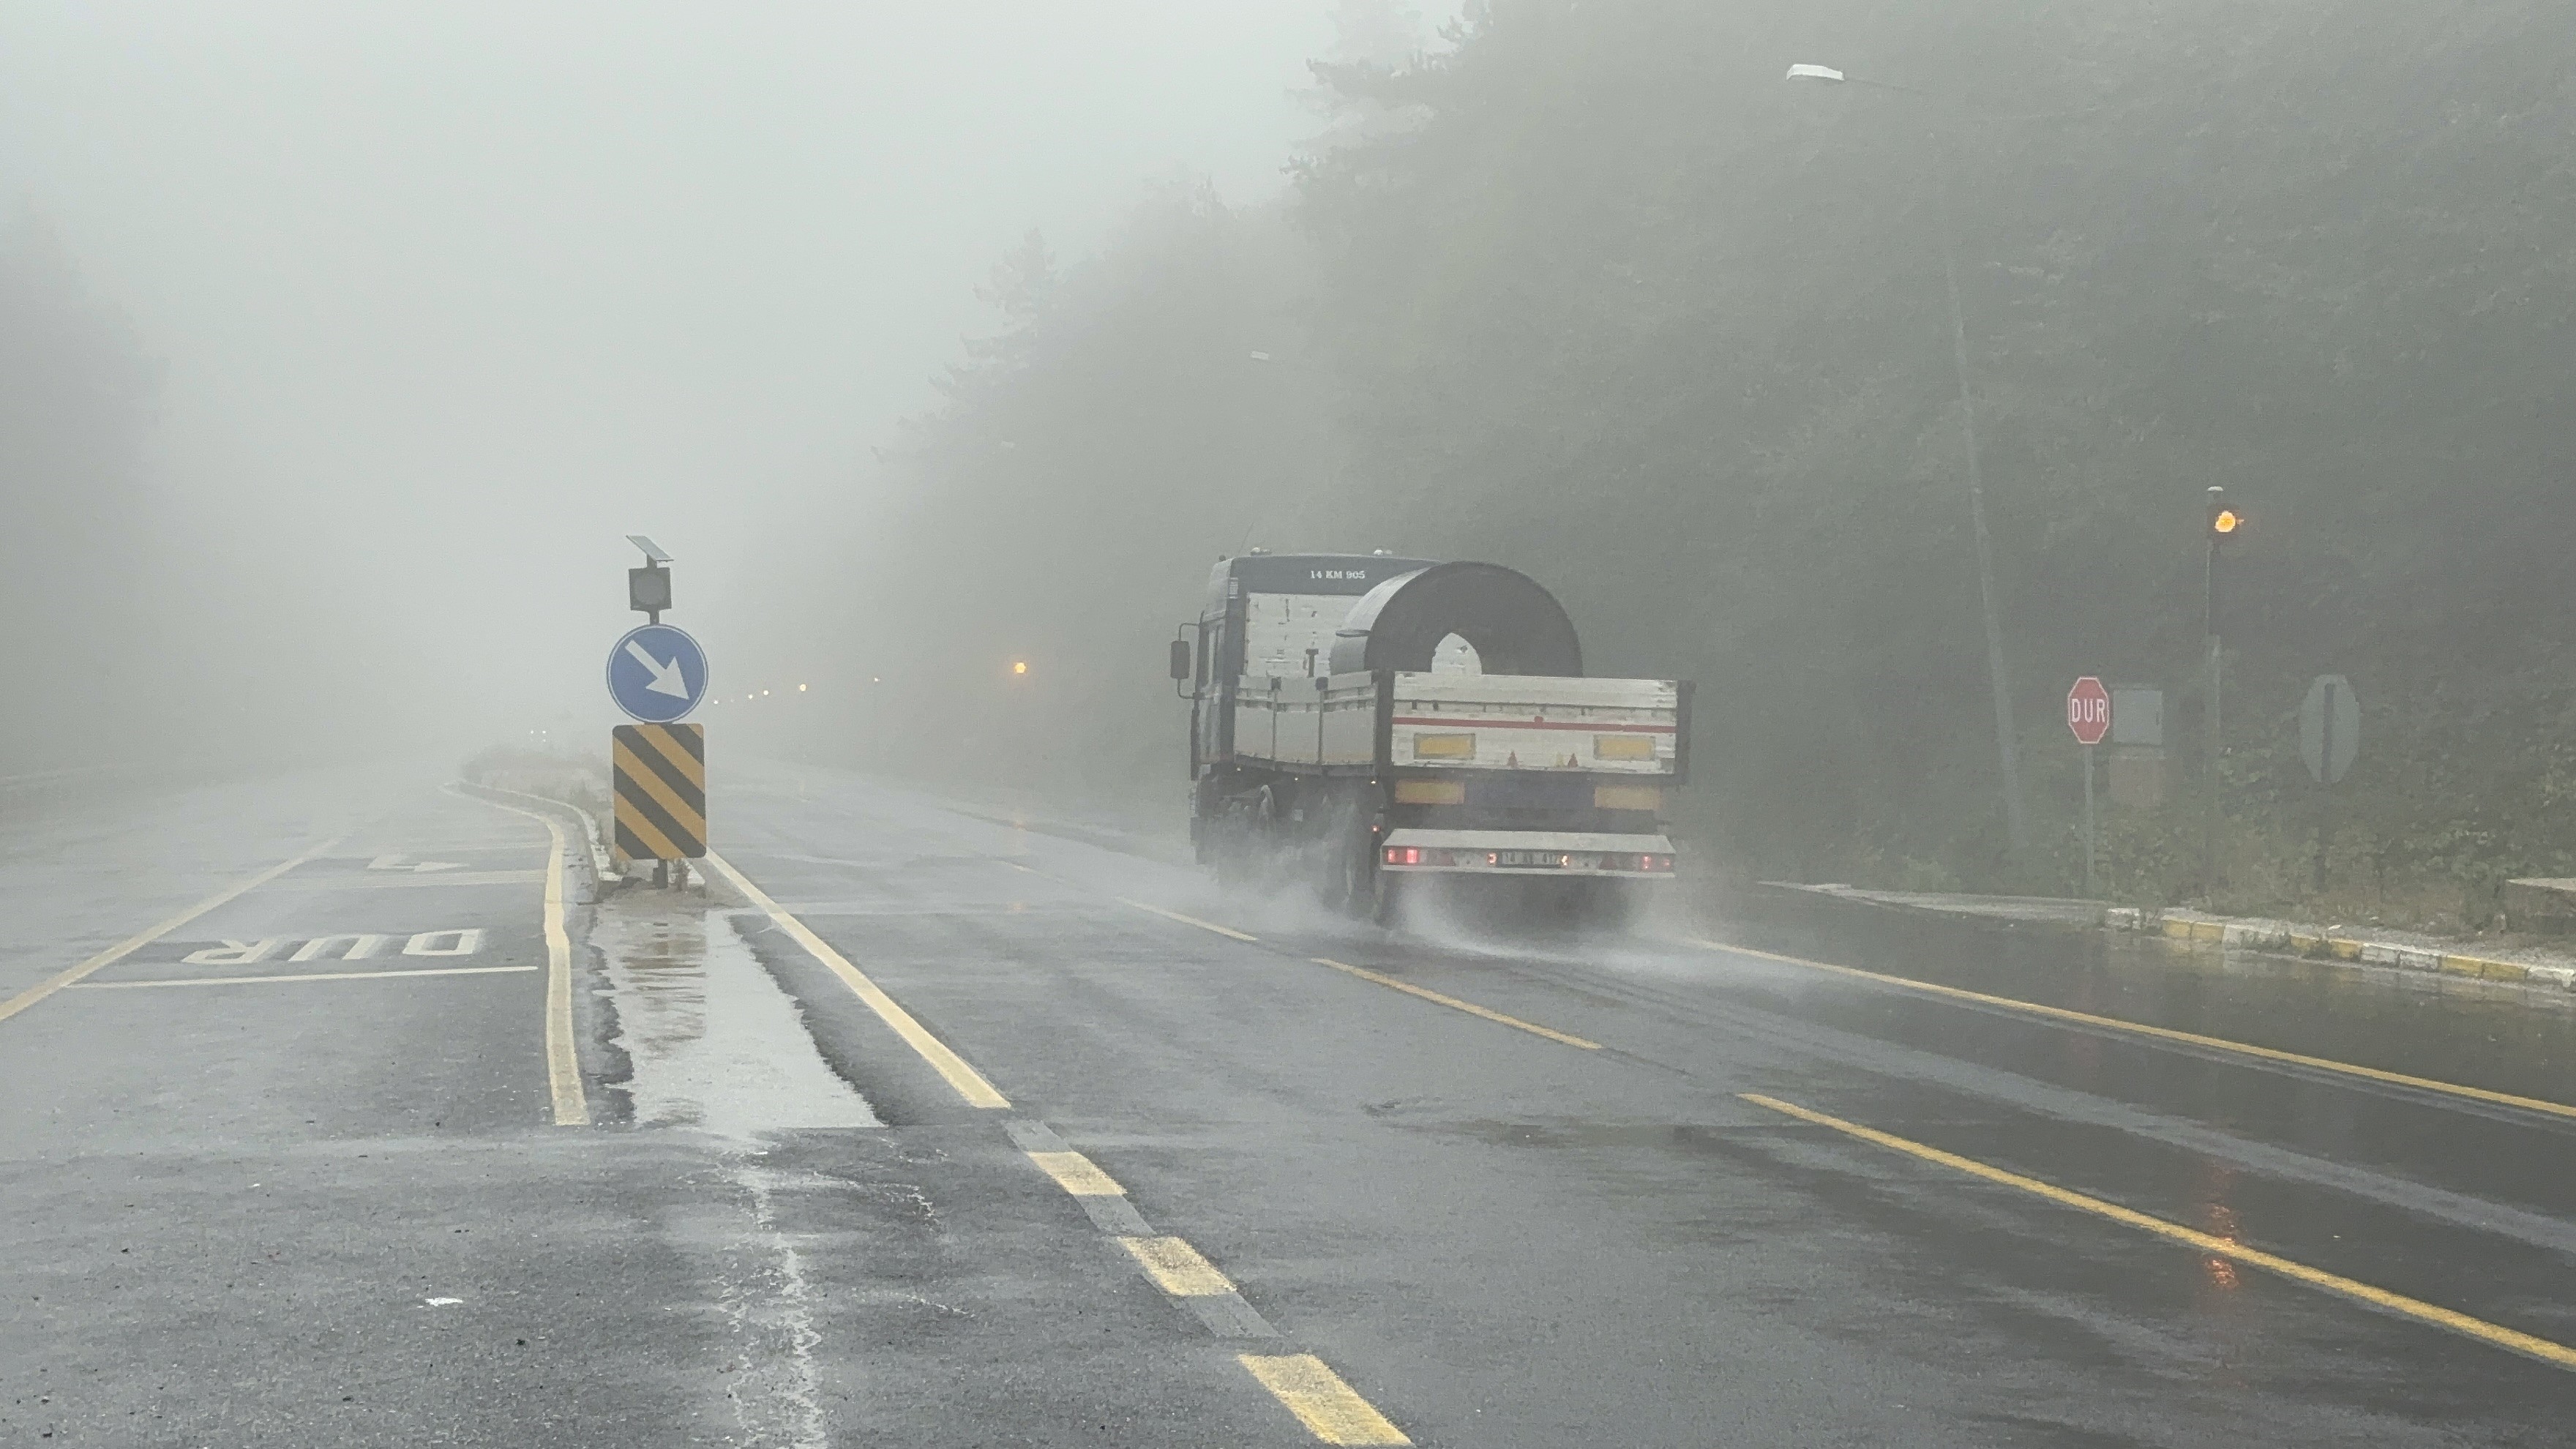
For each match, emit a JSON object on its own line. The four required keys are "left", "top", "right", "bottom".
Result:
{"left": 611, "top": 724, "right": 705, "bottom": 861}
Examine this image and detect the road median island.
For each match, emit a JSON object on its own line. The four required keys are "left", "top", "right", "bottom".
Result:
{"left": 1751, "top": 880, "right": 2576, "bottom": 1003}
{"left": 2103, "top": 906, "right": 2576, "bottom": 995}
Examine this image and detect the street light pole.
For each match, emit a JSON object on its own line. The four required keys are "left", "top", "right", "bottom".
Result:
{"left": 1788, "top": 64, "right": 2026, "bottom": 850}
{"left": 2201, "top": 486, "right": 2239, "bottom": 897}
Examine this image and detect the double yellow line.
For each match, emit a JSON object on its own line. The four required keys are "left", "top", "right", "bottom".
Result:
{"left": 465, "top": 793, "right": 588, "bottom": 1126}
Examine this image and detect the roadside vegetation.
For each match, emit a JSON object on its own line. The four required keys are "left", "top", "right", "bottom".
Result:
{"left": 791, "top": 1, "right": 2576, "bottom": 930}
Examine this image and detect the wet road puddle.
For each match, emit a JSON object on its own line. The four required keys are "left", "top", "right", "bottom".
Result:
{"left": 591, "top": 892, "right": 880, "bottom": 1137}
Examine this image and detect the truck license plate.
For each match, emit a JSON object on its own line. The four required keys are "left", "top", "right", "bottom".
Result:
{"left": 1497, "top": 850, "right": 1565, "bottom": 868}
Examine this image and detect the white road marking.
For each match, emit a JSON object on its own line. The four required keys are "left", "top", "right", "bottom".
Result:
{"left": 402, "top": 929, "right": 485, "bottom": 957}
{"left": 290, "top": 934, "right": 387, "bottom": 962}
{"left": 69, "top": 965, "right": 537, "bottom": 989}
{"left": 370, "top": 854, "right": 466, "bottom": 872}
{"left": 183, "top": 939, "right": 281, "bottom": 965}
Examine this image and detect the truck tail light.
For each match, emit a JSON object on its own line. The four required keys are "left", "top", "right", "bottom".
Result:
{"left": 1385, "top": 846, "right": 1421, "bottom": 866}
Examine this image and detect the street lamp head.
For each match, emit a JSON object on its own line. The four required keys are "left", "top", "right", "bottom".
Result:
{"left": 1785, "top": 64, "right": 1846, "bottom": 83}
{"left": 2206, "top": 486, "right": 2244, "bottom": 542}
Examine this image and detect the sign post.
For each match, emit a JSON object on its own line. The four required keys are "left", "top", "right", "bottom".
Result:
{"left": 2067, "top": 677, "right": 2111, "bottom": 895}
{"left": 610, "top": 535, "right": 708, "bottom": 888}
{"left": 2299, "top": 675, "right": 2360, "bottom": 891}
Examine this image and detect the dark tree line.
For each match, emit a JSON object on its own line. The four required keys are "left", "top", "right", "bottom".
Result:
{"left": 782, "top": 1, "right": 2576, "bottom": 922}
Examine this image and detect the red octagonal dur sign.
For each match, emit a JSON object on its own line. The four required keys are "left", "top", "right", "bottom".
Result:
{"left": 2067, "top": 676, "right": 2111, "bottom": 746}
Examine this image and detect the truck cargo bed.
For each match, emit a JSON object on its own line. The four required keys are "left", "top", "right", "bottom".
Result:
{"left": 1229, "top": 670, "right": 1688, "bottom": 780}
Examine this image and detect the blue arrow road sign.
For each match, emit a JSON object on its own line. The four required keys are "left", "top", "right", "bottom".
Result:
{"left": 607, "top": 624, "right": 708, "bottom": 722}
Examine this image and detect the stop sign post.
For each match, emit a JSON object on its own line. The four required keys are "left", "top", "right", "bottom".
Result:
{"left": 2067, "top": 678, "right": 2111, "bottom": 894}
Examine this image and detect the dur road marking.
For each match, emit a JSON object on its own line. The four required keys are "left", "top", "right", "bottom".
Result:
{"left": 1238, "top": 1355, "right": 1412, "bottom": 1446}
{"left": 456, "top": 790, "right": 590, "bottom": 1126}
{"left": 0, "top": 839, "right": 340, "bottom": 1027}
{"left": 180, "top": 929, "right": 483, "bottom": 965}
{"left": 1700, "top": 938, "right": 2576, "bottom": 1123}
{"left": 1741, "top": 1093, "right": 2576, "bottom": 1372}
{"left": 70, "top": 965, "right": 537, "bottom": 990}
{"left": 709, "top": 850, "right": 1011, "bottom": 1109}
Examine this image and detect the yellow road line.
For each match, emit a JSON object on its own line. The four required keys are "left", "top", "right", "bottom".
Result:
{"left": 1112, "top": 892, "right": 1598, "bottom": 1049}
{"left": 0, "top": 838, "right": 340, "bottom": 1027}
{"left": 1120, "top": 1235, "right": 1236, "bottom": 1296}
{"left": 1238, "top": 1354, "right": 1412, "bottom": 1445}
{"left": 68, "top": 965, "right": 538, "bottom": 989}
{"left": 708, "top": 850, "right": 1012, "bottom": 1109}
{"left": 1027, "top": 1150, "right": 1126, "bottom": 1197}
{"left": 1120, "top": 898, "right": 1261, "bottom": 942}
{"left": 465, "top": 792, "right": 590, "bottom": 1126}
{"left": 1741, "top": 1093, "right": 2576, "bottom": 1371}
{"left": 1698, "top": 938, "right": 2576, "bottom": 1122}
{"left": 1311, "top": 957, "right": 1600, "bottom": 1049}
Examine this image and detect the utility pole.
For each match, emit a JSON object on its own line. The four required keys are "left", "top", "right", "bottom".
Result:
{"left": 1942, "top": 187, "right": 2026, "bottom": 852}
{"left": 1785, "top": 64, "right": 2026, "bottom": 850}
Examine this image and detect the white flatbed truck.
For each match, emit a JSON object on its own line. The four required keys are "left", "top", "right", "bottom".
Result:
{"left": 1170, "top": 553, "right": 1690, "bottom": 921}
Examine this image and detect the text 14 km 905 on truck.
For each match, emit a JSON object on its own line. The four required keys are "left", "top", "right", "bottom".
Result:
{"left": 1169, "top": 553, "right": 1690, "bottom": 924}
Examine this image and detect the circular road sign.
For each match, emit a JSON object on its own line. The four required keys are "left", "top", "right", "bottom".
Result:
{"left": 607, "top": 623, "right": 709, "bottom": 722}
{"left": 2067, "top": 676, "right": 2111, "bottom": 746}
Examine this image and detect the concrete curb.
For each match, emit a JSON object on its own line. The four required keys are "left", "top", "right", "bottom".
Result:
{"left": 2103, "top": 907, "right": 2576, "bottom": 994}
{"left": 454, "top": 780, "right": 615, "bottom": 902}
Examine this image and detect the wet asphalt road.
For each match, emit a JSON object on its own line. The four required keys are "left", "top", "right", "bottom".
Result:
{"left": 5, "top": 763, "right": 2574, "bottom": 1445}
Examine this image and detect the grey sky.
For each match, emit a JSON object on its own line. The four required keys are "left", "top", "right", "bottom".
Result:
{"left": 0, "top": 3, "right": 1442, "bottom": 744}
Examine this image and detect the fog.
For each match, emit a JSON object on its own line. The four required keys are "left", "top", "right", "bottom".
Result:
{"left": 12, "top": 1, "right": 2576, "bottom": 915}
{"left": 0, "top": 1, "right": 1447, "bottom": 769}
